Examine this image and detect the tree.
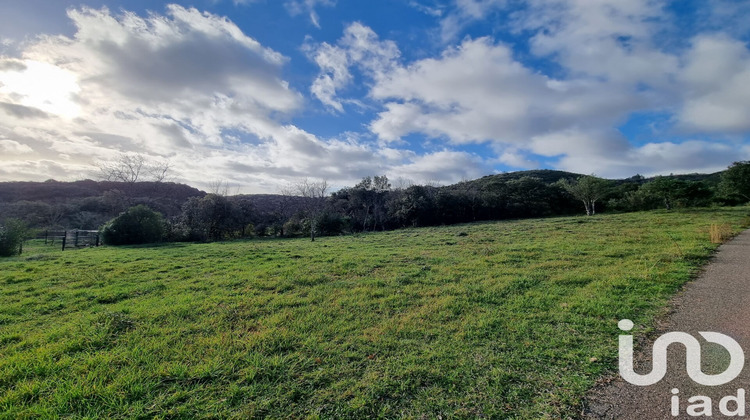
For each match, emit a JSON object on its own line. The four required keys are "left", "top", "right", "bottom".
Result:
{"left": 101, "top": 205, "right": 165, "bottom": 245}
{"left": 557, "top": 175, "right": 609, "bottom": 216}
{"left": 180, "top": 194, "right": 254, "bottom": 241}
{"left": 293, "top": 179, "right": 329, "bottom": 241}
{"left": 98, "top": 153, "right": 172, "bottom": 184}
{"left": 388, "top": 185, "right": 437, "bottom": 227}
{"left": 719, "top": 161, "right": 750, "bottom": 203}
{"left": 344, "top": 175, "right": 391, "bottom": 231}
{"left": 272, "top": 185, "right": 302, "bottom": 236}
{"left": 0, "top": 219, "right": 28, "bottom": 257}
{"left": 642, "top": 177, "right": 685, "bottom": 210}
{"left": 207, "top": 180, "right": 239, "bottom": 196}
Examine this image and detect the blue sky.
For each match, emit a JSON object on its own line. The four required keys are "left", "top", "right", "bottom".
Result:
{"left": 1, "top": 0, "right": 749, "bottom": 192}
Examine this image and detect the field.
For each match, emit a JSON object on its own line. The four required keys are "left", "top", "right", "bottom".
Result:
{"left": 1, "top": 208, "right": 749, "bottom": 418}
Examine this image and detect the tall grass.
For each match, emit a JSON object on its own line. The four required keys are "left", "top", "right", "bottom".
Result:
{"left": 709, "top": 223, "right": 733, "bottom": 243}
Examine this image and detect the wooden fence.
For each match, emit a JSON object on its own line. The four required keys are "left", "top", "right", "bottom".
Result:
{"left": 38, "top": 230, "right": 101, "bottom": 250}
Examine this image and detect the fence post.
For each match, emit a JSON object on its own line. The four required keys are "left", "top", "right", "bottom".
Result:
{"left": 95, "top": 233, "right": 100, "bottom": 247}
{"left": 44, "top": 230, "right": 48, "bottom": 245}
{"left": 62, "top": 232, "right": 66, "bottom": 251}
{"left": 19, "top": 240, "right": 23, "bottom": 255}
{"left": 74, "top": 231, "right": 79, "bottom": 248}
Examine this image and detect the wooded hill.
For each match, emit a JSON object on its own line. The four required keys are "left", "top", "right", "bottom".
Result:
{"left": 0, "top": 168, "right": 731, "bottom": 234}
{"left": 459, "top": 169, "right": 722, "bottom": 189}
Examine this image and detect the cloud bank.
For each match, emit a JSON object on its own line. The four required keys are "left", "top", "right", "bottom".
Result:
{"left": 1, "top": 5, "right": 486, "bottom": 191}
{"left": 1, "top": 1, "right": 749, "bottom": 192}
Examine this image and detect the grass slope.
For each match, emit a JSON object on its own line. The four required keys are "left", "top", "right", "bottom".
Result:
{"left": 1, "top": 208, "right": 749, "bottom": 418}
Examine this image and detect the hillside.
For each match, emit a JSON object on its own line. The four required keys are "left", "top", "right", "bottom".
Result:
{"left": 0, "top": 180, "right": 204, "bottom": 204}
{"left": 0, "top": 169, "right": 727, "bottom": 231}
{"left": 471, "top": 169, "right": 585, "bottom": 185}
{"left": 0, "top": 180, "right": 205, "bottom": 229}
{"left": 450, "top": 169, "right": 724, "bottom": 191}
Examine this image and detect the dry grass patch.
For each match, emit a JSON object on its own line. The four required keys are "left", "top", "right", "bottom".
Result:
{"left": 709, "top": 223, "right": 733, "bottom": 243}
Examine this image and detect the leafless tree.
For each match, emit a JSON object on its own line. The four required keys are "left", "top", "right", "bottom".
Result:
{"left": 273, "top": 184, "right": 298, "bottom": 236}
{"left": 44, "top": 204, "right": 67, "bottom": 229}
{"left": 294, "top": 178, "right": 328, "bottom": 241}
{"left": 392, "top": 177, "right": 414, "bottom": 191}
{"left": 98, "top": 153, "right": 171, "bottom": 184}
{"left": 147, "top": 160, "right": 172, "bottom": 183}
{"left": 208, "top": 180, "right": 238, "bottom": 196}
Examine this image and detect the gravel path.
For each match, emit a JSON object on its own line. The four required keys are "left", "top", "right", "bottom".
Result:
{"left": 584, "top": 229, "right": 750, "bottom": 419}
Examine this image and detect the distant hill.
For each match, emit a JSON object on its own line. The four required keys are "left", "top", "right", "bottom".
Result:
{"left": 0, "top": 180, "right": 205, "bottom": 229}
{"left": 647, "top": 172, "right": 723, "bottom": 185}
{"left": 465, "top": 169, "right": 584, "bottom": 187}
{"left": 447, "top": 169, "right": 724, "bottom": 190}
{"left": 0, "top": 179, "right": 204, "bottom": 204}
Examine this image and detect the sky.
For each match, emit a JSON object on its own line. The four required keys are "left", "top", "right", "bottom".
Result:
{"left": 1, "top": 0, "right": 749, "bottom": 193}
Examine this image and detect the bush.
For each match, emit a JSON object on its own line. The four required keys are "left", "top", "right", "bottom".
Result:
{"left": 0, "top": 219, "right": 27, "bottom": 257}
{"left": 317, "top": 212, "right": 347, "bottom": 236}
{"left": 162, "top": 219, "right": 195, "bottom": 242}
{"left": 101, "top": 205, "right": 165, "bottom": 245}
{"left": 282, "top": 218, "right": 304, "bottom": 237}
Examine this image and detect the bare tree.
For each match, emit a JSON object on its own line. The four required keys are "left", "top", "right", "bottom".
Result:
{"left": 147, "top": 160, "right": 172, "bottom": 183}
{"left": 392, "top": 177, "right": 414, "bottom": 191}
{"left": 98, "top": 153, "right": 171, "bottom": 184}
{"left": 274, "top": 184, "right": 298, "bottom": 236}
{"left": 207, "top": 180, "right": 238, "bottom": 196}
{"left": 294, "top": 178, "right": 328, "bottom": 241}
{"left": 43, "top": 204, "right": 67, "bottom": 229}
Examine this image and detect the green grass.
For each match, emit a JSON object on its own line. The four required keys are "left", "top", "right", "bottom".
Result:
{"left": 1, "top": 208, "right": 749, "bottom": 419}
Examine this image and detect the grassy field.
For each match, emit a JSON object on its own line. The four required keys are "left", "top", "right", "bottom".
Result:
{"left": 1, "top": 208, "right": 749, "bottom": 418}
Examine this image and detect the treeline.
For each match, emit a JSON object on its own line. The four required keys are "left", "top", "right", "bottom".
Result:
{"left": 2, "top": 163, "right": 749, "bottom": 250}
{"left": 269, "top": 163, "right": 747, "bottom": 240}
{"left": 98, "top": 163, "right": 750, "bottom": 246}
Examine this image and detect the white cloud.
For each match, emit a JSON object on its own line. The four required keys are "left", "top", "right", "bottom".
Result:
{"left": 439, "top": 0, "right": 505, "bottom": 42}
{"left": 0, "top": 6, "right": 425, "bottom": 191}
{"left": 285, "top": 0, "right": 335, "bottom": 28}
{"left": 305, "top": 22, "right": 400, "bottom": 112}
{"left": 305, "top": 41, "right": 351, "bottom": 112}
{"left": 2, "top": 1, "right": 749, "bottom": 191}
{"left": 353, "top": 1, "right": 749, "bottom": 178}
{"left": 677, "top": 35, "right": 750, "bottom": 134}
{"left": 0, "top": 139, "right": 33, "bottom": 154}
{"left": 390, "top": 150, "right": 489, "bottom": 184}
{"left": 369, "top": 37, "right": 643, "bottom": 147}
{"left": 409, "top": 2, "right": 444, "bottom": 17}
{"left": 0, "top": 5, "right": 480, "bottom": 192}
{"left": 497, "top": 149, "right": 539, "bottom": 169}
{"left": 556, "top": 140, "right": 746, "bottom": 178}
{"left": 513, "top": 0, "right": 678, "bottom": 87}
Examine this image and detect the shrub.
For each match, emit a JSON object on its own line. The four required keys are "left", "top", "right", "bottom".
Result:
{"left": 282, "top": 218, "right": 304, "bottom": 237}
{"left": 317, "top": 212, "right": 347, "bottom": 236}
{"left": 0, "top": 219, "right": 27, "bottom": 257}
{"left": 101, "top": 205, "right": 165, "bottom": 245}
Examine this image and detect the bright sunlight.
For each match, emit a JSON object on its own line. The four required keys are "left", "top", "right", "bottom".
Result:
{"left": 0, "top": 60, "right": 80, "bottom": 119}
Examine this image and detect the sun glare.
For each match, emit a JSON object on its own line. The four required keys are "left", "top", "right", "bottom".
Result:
{"left": 0, "top": 60, "right": 81, "bottom": 119}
